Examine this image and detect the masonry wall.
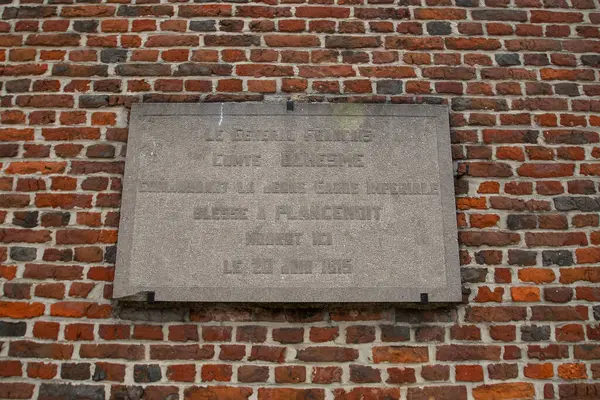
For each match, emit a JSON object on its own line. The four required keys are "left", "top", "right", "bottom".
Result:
{"left": 1, "top": 0, "right": 600, "bottom": 399}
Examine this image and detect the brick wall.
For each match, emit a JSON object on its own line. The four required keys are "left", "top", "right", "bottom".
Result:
{"left": 1, "top": 0, "right": 599, "bottom": 399}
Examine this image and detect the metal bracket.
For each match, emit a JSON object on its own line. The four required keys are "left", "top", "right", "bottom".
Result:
{"left": 420, "top": 293, "right": 429, "bottom": 305}
{"left": 147, "top": 291, "right": 156, "bottom": 304}
{"left": 286, "top": 100, "right": 294, "bottom": 111}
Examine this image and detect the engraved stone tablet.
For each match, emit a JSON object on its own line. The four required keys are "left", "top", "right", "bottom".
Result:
{"left": 115, "top": 103, "right": 461, "bottom": 302}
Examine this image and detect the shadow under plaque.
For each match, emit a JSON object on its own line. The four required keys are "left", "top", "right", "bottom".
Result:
{"left": 114, "top": 102, "right": 461, "bottom": 303}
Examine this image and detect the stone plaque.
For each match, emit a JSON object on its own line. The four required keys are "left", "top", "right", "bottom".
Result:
{"left": 115, "top": 103, "right": 460, "bottom": 302}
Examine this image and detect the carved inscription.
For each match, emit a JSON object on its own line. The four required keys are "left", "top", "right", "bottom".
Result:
{"left": 178, "top": 126, "right": 440, "bottom": 277}
{"left": 153, "top": 127, "right": 441, "bottom": 277}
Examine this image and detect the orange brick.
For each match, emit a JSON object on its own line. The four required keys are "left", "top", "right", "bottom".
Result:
{"left": 511, "top": 287, "right": 541, "bottom": 302}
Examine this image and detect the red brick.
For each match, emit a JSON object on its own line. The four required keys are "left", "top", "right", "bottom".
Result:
{"left": 219, "top": 345, "right": 245, "bottom": 361}
{"left": 312, "top": 366, "right": 342, "bottom": 384}
{"left": 249, "top": 345, "right": 285, "bottom": 363}
{"left": 259, "top": 388, "right": 324, "bottom": 400}
{"left": 525, "top": 363, "right": 554, "bottom": 379}
{"left": 272, "top": 327, "right": 303, "bottom": 344}
{"left": 64, "top": 323, "right": 94, "bottom": 341}
{"left": 238, "top": 365, "right": 269, "bottom": 383}
{"left": 372, "top": 346, "right": 428, "bottom": 363}
{"left": 473, "top": 383, "right": 535, "bottom": 400}
{"left": 0, "top": 360, "right": 22, "bottom": 377}
{"left": 296, "top": 6, "right": 350, "bottom": 18}
{"left": 0, "top": 301, "right": 44, "bottom": 319}
{"left": 297, "top": 346, "right": 358, "bottom": 362}
{"left": 133, "top": 325, "right": 163, "bottom": 341}
{"left": 201, "top": 364, "right": 232, "bottom": 382}
{"left": 93, "top": 362, "right": 125, "bottom": 382}
{"left": 275, "top": 366, "right": 306, "bottom": 383}
{"left": 80, "top": 344, "right": 144, "bottom": 360}
{"left": 27, "top": 362, "right": 57, "bottom": 379}
{"left": 0, "top": 383, "right": 34, "bottom": 399}
{"left": 150, "top": 344, "right": 214, "bottom": 360}
{"left": 33, "top": 322, "right": 60, "bottom": 340}
{"left": 456, "top": 365, "right": 484, "bottom": 382}
{"left": 415, "top": 8, "right": 466, "bottom": 20}
{"left": 184, "top": 386, "right": 252, "bottom": 399}
{"left": 9, "top": 341, "right": 73, "bottom": 360}
{"left": 167, "top": 364, "right": 196, "bottom": 382}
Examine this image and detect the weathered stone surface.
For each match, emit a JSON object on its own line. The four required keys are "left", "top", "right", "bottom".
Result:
{"left": 115, "top": 103, "right": 460, "bottom": 302}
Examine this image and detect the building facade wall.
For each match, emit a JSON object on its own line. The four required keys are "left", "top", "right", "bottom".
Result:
{"left": 1, "top": 0, "right": 599, "bottom": 399}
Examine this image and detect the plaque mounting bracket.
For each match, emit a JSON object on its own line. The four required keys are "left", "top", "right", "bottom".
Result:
{"left": 286, "top": 99, "right": 294, "bottom": 111}
{"left": 420, "top": 293, "right": 429, "bottom": 305}
{"left": 147, "top": 291, "right": 156, "bottom": 304}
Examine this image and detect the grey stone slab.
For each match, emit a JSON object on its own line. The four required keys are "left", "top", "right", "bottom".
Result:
{"left": 114, "top": 103, "right": 461, "bottom": 302}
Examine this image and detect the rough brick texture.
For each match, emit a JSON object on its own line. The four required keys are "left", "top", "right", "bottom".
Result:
{"left": 1, "top": 0, "right": 600, "bottom": 398}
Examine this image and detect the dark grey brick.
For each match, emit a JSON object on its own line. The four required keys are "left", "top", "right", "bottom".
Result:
{"left": 554, "top": 196, "right": 600, "bottom": 212}
{"left": 117, "top": 4, "right": 173, "bottom": 18}
{"left": 455, "top": 179, "right": 469, "bottom": 195}
{"left": 396, "top": 308, "right": 457, "bottom": 324}
{"left": 495, "top": 53, "right": 521, "bottom": 66}
{"left": 174, "top": 63, "right": 232, "bottom": 76}
{"left": 190, "top": 20, "right": 216, "bottom": 32}
{"left": 380, "top": 325, "right": 410, "bottom": 342}
{"left": 554, "top": 83, "right": 579, "bottom": 97}
{"left": 581, "top": 55, "right": 600, "bottom": 67}
{"left": 451, "top": 98, "right": 508, "bottom": 112}
{"left": 6, "top": 79, "right": 31, "bottom": 93}
{"left": 79, "top": 95, "right": 109, "bottom": 108}
{"left": 1, "top": 6, "right": 17, "bottom": 18}
{"left": 455, "top": 0, "right": 479, "bottom": 5}
{"left": 461, "top": 267, "right": 487, "bottom": 283}
{"left": 508, "top": 250, "right": 537, "bottom": 266}
{"left": 507, "top": 214, "right": 537, "bottom": 230}
{"left": 39, "top": 383, "right": 104, "bottom": 400}
{"left": 521, "top": 325, "right": 550, "bottom": 341}
{"left": 104, "top": 246, "right": 117, "bottom": 264}
{"left": 422, "top": 97, "right": 444, "bottom": 105}
{"left": 426, "top": 22, "right": 452, "bottom": 36}
{"left": 12, "top": 211, "right": 38, "bottom": 228}
{"left": 0, "top": 321, "right": 27, "bottom": 337}
{"left": 472, "top": 9, "right": 527, "bottom": 21}
{"left": 134, "top": 365, "right": 161, "bottom": 383}
{"left": 61, "top": 363, "right": 91, "bottom": 381}
{"left": 110, "top": 386, "right": 145, "bottom": 400}
{"left": 376, "top": 80, "right": 403, "bottom": 95}
{"left": 115, "top": 63, "right": 171, "bottom": 77}
{"left": 101, "top": 49, "right": 128, "bottom": 64}
{"left": 117, "top": 307, "right": 186, "bottom": 322}
{"left": 73, "top": 20, "right": 98, "bottom": 33}
{"left": 542, "top": 250, "right": 573, "bottom": 266}
{"left": 10, "top": 247, "right": 37, "bottom": 262}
